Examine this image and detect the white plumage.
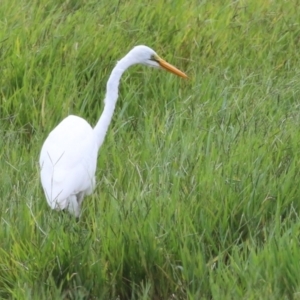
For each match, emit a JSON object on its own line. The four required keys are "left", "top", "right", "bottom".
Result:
{"left": 40, "top": 116, "right": 97, "bottom": 216}
{"left": 39, "top": 45, "right": 187, "bottom": 217}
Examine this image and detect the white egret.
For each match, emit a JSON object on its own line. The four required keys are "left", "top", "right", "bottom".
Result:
{"left": 39, "top": 45, "right": 187, "bottom": 217}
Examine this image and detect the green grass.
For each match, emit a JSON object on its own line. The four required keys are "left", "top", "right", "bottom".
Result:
{"left": 1, "top": 0, "right": 300, "bottom": 298}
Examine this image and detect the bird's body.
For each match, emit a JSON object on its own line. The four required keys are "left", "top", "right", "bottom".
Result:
{"left": 40, "top": 115, "right": 97, "bottom": 216}
{"left": 39, "top": 45, "right": 187, "bottom": 217}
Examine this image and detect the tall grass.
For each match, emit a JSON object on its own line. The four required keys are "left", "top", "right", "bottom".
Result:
{"left": 1, "top": 0, "right": 300, "bottom": 298}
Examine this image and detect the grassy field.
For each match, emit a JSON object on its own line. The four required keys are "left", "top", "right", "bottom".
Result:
{"left": 1, "top": 0, "right": 300, "bottom": 299}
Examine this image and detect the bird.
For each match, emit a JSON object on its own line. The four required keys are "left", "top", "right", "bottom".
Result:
{"left": 39, "top": 45, "right": 187, "bottom": 217}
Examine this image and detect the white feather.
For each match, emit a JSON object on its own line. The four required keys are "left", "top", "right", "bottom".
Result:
{"left": 39, "top": 45, "right": 186, "bottom": 217}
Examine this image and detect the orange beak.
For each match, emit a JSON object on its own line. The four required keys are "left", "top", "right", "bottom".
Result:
{"left": 157, "top": 57, "right": 188, "bottom": 78}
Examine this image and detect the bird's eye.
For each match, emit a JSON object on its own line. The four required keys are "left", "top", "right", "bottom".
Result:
{"left": 150, "top": 55, "right": 158, "bottom": 62}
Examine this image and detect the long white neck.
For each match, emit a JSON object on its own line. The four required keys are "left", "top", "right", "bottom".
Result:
{"left": 94, "top": 55, "right": 135, "bottom": 149}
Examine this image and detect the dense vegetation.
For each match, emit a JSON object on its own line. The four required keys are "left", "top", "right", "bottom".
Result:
{"left": 1, "top": 0, "right": 300, "bottom": 299}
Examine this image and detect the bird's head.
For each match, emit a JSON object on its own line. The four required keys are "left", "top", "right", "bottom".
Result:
{"left": 127, "top": 45, "right": 187, "bottom": 78}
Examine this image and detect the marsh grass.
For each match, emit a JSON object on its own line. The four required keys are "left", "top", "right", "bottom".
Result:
{"left": 1, "top": 0, "right": 300, "bottom": 299}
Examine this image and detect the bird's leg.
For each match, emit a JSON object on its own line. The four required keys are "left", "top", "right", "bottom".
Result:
{"left": 75, "top": 192, "right": 85, "bottom": 222}
{"left": 77, "top": 192, "right": 85, "bottom": 206}
{"left": 67, "top": 195, "right": 80, "bottom": 218}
